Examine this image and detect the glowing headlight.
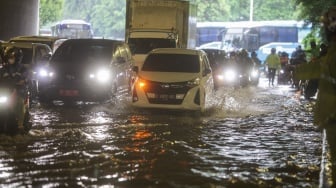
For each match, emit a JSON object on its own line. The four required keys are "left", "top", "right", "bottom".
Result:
{"left": 90, "top": 69, "right": 111, "bottom": 83}
{"left": 280, "top": 69, "right": 284, "bottom": 74}
{"left": 97, "top": 69, "right": 110, "bottom": 82}
{"left": 0, "top": 96, "right": 8, "bottom": 104}
{"left": 39, "top": 69, "right": 48, "bottom": 77}
{"left": 186, "top": 78, "right": 200, "bottom": 88}
{"left": 250, "top": 70, "right": 259, "bottom": 77}
{"left": 223, "top": 69, "right": 237, "bottom": 82}
{"left": 39, "top": 68, "right": 54, "bottom": 77}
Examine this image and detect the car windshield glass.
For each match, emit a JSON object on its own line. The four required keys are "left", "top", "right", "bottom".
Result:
{"left": 128, "top": 38, "right": 177, "bottom": 54}
{"left": 52, "top": 42, "right": 113, "bottom": 64}
{"left": 20, "top": 48, "right": 33, "bottom": 65}
{"left": 142, "top": 53, "right": 200, "bottom": 73}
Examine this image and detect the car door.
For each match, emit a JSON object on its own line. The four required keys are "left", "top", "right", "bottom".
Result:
{"left": 111, "top": 45, "right": 132, "bottom": 93}
{"left": 200, "top": 53, "right": 214, "bottom": 102}
{"left": 32, "top": 43, "right": 52, "bottom": 79}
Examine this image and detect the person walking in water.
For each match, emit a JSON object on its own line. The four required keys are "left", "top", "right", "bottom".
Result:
{"left": 265, "top": 48, "right": 281, "bottom": 86}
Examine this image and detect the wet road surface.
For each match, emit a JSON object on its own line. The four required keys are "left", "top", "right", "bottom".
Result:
{"left": 0, "top": 78, "right": 323, "bottom": 188}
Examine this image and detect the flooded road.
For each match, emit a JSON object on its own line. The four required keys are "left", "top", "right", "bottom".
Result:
{"left": 0, "top": 78, "right": 323, "bottom": 188}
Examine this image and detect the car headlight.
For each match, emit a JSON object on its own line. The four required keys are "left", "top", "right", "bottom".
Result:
{"left": 220, "top": 69, "right": 237, "bottom": 82}
{"left": 39, "top": 68, "right": 54, "bottom": 78}
{"left": 0, "top": 95, "right": 8, "bottom": 104}
{"left": 186, "top": 78, "right": 200, "bottom": 88}
{"left": 90, "top": 68, "right": 111, "bottom": 83}
{"left": 250, "top": 69, "right": 259, "bottom": 77}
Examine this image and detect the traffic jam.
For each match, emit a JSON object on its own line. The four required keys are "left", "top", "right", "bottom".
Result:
{"left": 0, "top": 0, "right": 330, "bottom": 187}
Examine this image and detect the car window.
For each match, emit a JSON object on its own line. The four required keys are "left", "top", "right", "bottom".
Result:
{"left": 34, "top": 46, "right": 50, "bottom": 63}
{"left": 20, "top": 48, "right": 33, "bottom": 65}
{"left": 142, "top": 53, "right": 200, "bottom": 73}
{"left": 52, "top": 42, "right": 113, "bottom": 65}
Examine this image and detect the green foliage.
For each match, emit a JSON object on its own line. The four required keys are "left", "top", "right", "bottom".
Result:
{"left": 91, "top": 1, "right": 126, "bottom": 39}
{"left": 39, "top": 0, "right": 64, "bottom": 27}
{"left": 40, "top": 0, "right": 326, "bottom": 39}
{"left": 194, "top": 0, "right": 230, "bottom": 21}
{"left": 253, "top": 0, "right": 296, "bottom": 21}
{"left": 294, "top": 0, "right": 336, "bottom": 44}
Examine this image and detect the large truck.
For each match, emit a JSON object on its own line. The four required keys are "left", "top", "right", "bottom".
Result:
{"left": 125, "top": 0, "right": 197, "bottom": 66}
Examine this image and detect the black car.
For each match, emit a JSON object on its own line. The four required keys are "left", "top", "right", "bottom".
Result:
{"left": 38, "top": 39, "right": 134, "bottom": 103}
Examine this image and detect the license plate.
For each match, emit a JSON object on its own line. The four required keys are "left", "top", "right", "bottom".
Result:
{"left": 59, "top": 89, "right": 79, "bottom": 96}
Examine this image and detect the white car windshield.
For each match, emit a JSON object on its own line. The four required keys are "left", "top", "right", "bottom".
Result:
{"left": 142, "top": 54, "right": 200, "bottom": 73}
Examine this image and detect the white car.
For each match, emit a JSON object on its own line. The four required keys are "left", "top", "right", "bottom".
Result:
{"left": 197, "top": 41, "right": 223, "bottom": 50}
{"left": 131, "top": 48, "right": 214, "bottom": 112}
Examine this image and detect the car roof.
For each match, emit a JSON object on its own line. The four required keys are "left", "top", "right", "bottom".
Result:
{"left": 9, "top": 35, "right": 62, "bottom": 42}
{"left": 149, "top": 48, "right": 205, "bottom": 56}
{"left": 1, "top": 41, "right": 51, "bottom": 49}
{"left": 59, "top": 38, "right": 126, "bottom": 46}
{"left": 200, "top": 48, "right": 226, "bottom": 53}
{"left": 259, "top": 42, "right": 300, "bottom": 49}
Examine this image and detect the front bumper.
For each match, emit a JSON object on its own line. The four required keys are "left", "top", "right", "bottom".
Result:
{"left": 131, "top": 81, "right": 203, "bottom": 111}
{"left": 38, "top": 80, "right": 111, "bottom": 102}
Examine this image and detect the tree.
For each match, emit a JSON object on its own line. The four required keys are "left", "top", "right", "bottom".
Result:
{"left": 294, "top": 0, "right": 336, "bottom": 43}
{"left": 253, "top": 0, "right": 296, "bottom": 21}
{"left": 63, "top": 0, "right": 99, "bottom": 21}
{"left": 55, "top": 0, "right": 302, "bottom": 38}
{"left": 90, "top": 0, "right": 126, "bottom": 39}
{"left": 39, "top": 0, "right": 64, "bottom": 27}
{"left": 193, "top": 0, "right": 230, "bottom": 22}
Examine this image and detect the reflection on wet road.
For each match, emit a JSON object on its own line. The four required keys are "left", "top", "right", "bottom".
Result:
{"left": 0, "top": 79, "right": 322, "bottom": 187}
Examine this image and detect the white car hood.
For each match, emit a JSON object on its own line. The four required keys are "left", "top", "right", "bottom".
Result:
{"left": 138, "top": 71, "right": 199, "bottom": 83}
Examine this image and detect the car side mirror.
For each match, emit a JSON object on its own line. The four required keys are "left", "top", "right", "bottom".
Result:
{"left": 132, "top": 66, "right": 139, "bottom": 73}
{"left": 117, "top": 57, "right": 126, "bottom": 64}
{"left": 43, "top": 53, "right": 52, "bottom": 61}
{"left": 203, "top": 68, "right": 211, "bottom": 76}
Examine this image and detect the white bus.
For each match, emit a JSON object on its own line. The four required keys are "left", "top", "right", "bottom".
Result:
{"left": 196, "top": 22, "right": 231, "bottom": 47}
{"left": 51, "top": 19, "right": 93, "bottom": 39}
{"left": 221, "top": 20, "right": 311, "bottom": 52}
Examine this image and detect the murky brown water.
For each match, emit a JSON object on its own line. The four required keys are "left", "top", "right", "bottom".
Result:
{"left": 0, "top": 79, "right": 322, "bottom": 188}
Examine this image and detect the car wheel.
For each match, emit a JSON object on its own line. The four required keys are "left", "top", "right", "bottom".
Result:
{"left": 38, "top": 94, "right": 53, "bottom": 105}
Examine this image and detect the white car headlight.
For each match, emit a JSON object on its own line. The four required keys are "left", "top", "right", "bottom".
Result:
{"left": 187, "top": 78, "right": 200, "bottom": 88}
{"left": 39, "top": 68, "right": 54, "bottom": 78}
{"left": 90, "top": 68, "right": 111, "bottom": 83}
{"left": 223, "top": 69, "right": 237, "bottom": 82}
{"left": 0, "top": 96, "right": 8, "bottom": 104}
{"left": 250, "top": 70, "right": 259, "bottom": 77}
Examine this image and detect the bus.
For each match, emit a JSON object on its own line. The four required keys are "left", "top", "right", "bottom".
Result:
{"left": 51, "top": 19, "right": 93, "bottom": 39}
{"left": 221, "top": 20, "right": 311, "bottom": 52}
{"left": 196, "top": 22, "right": 231, "bottom": 47}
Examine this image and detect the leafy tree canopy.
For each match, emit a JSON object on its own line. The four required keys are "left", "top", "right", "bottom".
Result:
{"left": 39, "top": 0, "right": 336, "bottom": 42}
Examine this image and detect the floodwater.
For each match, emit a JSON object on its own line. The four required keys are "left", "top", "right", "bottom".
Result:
{"left": 0, "top": 78, "right": 323, "bottom": 188}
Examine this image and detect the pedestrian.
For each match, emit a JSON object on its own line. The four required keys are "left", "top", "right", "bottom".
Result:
{"left": 265, "top": 48, "right": 281, "bottom": 86}
{"left": 307, "top": 40, "right": 320, "bottom": 63}
{"left": 296, "top": 6, "right": 336, "bottom": 187}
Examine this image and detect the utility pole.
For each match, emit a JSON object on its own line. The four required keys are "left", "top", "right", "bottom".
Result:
{"left": 249, "top": 0, "right": 254, "bottom": 22}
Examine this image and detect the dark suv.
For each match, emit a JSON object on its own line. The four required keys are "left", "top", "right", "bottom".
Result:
{"left": 38, "top": 39, "right": 134, "bottom": 103}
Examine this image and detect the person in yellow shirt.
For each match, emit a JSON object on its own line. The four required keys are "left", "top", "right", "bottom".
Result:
{"left": 265, "top": 48, "right": 281, "bottom": 86}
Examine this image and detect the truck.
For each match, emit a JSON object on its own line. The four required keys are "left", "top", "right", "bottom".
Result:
{"left": 125, "top": 0, "right": 197, "bottom": 66}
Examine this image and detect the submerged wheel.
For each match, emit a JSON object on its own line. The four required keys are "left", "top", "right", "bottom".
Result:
{"left": 23, "top": 111, "right": 32, "bottom": 133}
